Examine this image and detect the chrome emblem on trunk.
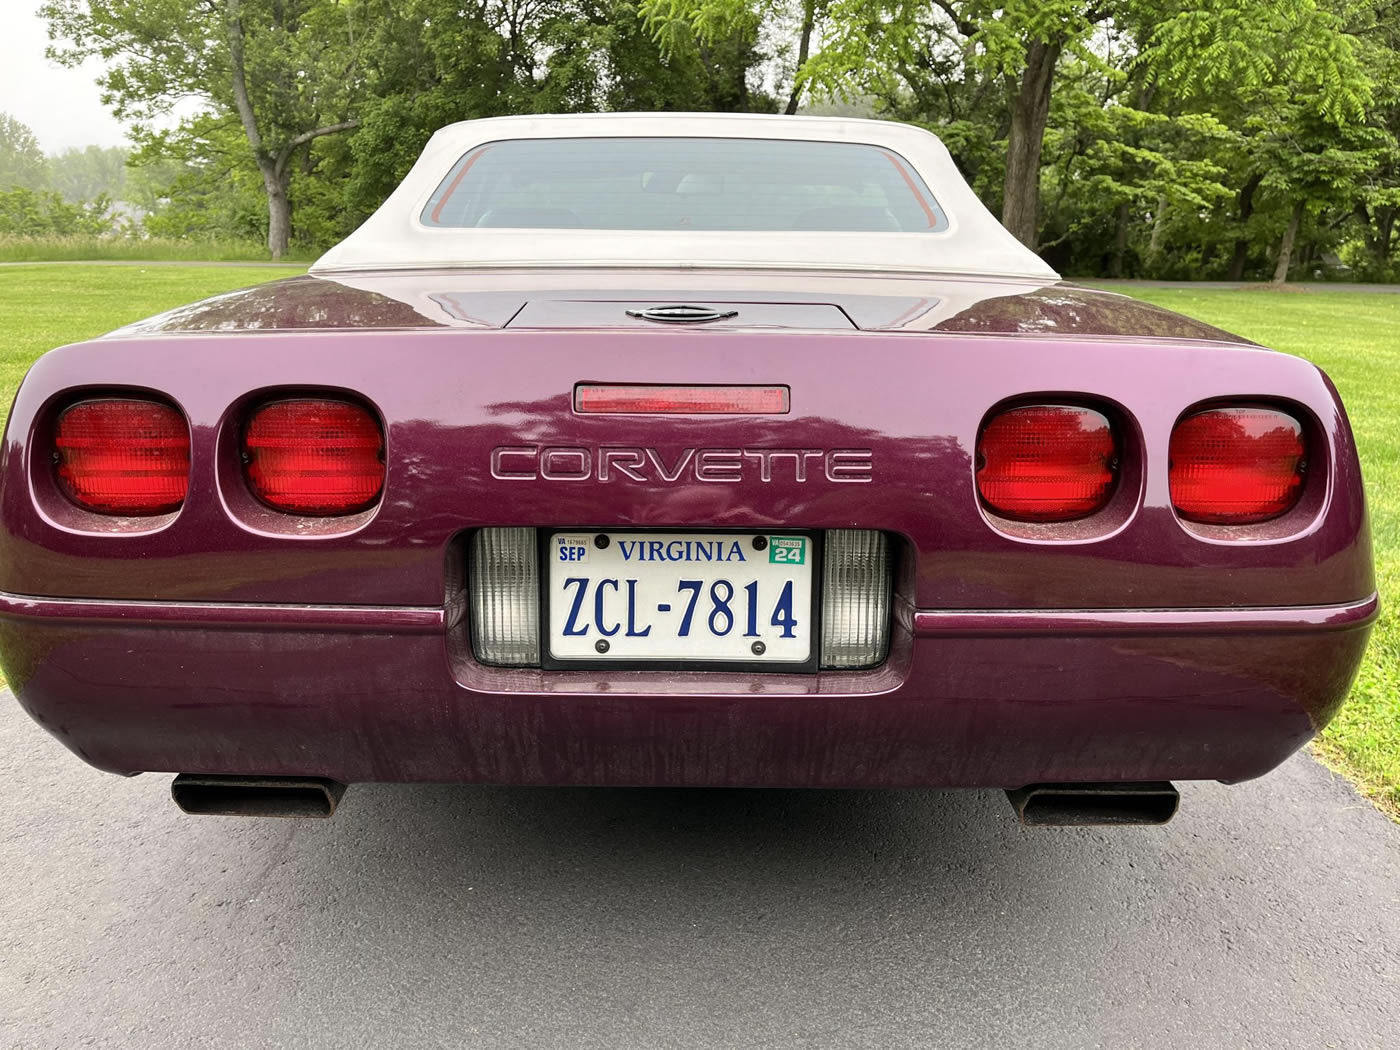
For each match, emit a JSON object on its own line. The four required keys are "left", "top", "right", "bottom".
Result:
{"left": 625, "top": 304, "right": 739, "bottom": 324}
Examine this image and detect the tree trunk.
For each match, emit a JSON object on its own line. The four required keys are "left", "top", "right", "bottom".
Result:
{"left": 226, "top": 0, "right": 284, "bottom": 258}
{"left": 1358, "top": 204, "right": 1397, "bottom": 267}
{"left": 1227, "top": 173, "right": 1263, "bottom": 281}
{"left": 783, "top": 0, "right": 817, "bottom": 115}
{"left": 1109, "top": 200, "right": 1130, "bottom": 277}
{"left": 1001, "top": 38, "right": 1062, "bottom": 248}
{"left": 264, "top": 171, "right": 291, "bottom": 260}
{"left": 223, "top": 0, "right": 357, "bottom": 259}
{"left": 1148, "top": 195, "right": 1167, "bottom": 261}
{"left": 1226, "top": 240, "right": 1250, "bottom": 282}
{"left": 1272, "top": 199, "right": 1304, "bottom": 285}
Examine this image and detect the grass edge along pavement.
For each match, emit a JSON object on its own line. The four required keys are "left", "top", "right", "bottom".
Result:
{"left": 1, "top": 265, "right": 1397, "bottom": 818}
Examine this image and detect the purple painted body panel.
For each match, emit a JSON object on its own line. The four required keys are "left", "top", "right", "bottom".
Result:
{"left": 0, "top": 272, "right": 1376, "bottom": 789}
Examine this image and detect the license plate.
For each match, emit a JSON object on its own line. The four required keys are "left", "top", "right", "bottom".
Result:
{"left": 545, "top": 531, "right": 817, "bottom": 668}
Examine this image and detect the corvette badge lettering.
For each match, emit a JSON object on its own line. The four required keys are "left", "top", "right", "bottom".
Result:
{"left": 490, "top": 447, "right": 873, "bottom": 483}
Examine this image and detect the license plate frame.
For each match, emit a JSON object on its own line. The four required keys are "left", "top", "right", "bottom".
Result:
{"left": 539, "top": 528, "right": 823, "bottom": 673}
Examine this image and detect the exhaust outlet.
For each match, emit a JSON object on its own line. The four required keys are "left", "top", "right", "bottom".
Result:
{"left": 1005, "top": 782, "right": 1179, "bottom": 827}
{"left": 171, "top": 774, "right": 346, "bottom": 818}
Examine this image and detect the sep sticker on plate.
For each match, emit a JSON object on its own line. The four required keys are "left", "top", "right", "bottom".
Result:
{"left": 553, "top": 534, "right": 591, "bottom": 564}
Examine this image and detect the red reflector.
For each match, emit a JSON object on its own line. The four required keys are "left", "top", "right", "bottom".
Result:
{"left": 1170, "top": 407, "right": 1305, "bottom": 524}
{"left": 575, "top": 384, "right": 789, "bottom": 414}
{"left": 977, "top": 405, "right": 1117, "bottom": 522}
{"left": 243, "top": 399, "right": 384, "bottom": 515}
{"left": 55, "top": 398, "right": 189, "bottom": 515}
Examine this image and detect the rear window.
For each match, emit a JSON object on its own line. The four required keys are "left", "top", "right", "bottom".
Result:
{"left": 421, "top": 137, "right": 947, "bottom": 232}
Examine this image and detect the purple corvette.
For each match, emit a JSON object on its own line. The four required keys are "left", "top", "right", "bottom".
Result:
{"left": 0, "top": 115, "right": 1375, "bottom": 825}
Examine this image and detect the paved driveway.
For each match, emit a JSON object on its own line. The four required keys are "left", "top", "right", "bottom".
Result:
{"left": 3, "top": 693, "right": 1398, "bottom": 1049}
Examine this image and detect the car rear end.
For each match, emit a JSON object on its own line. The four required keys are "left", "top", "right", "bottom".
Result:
{"left": 0, "top": 114, "right": 1376, "bottom": 823}
{"left": 0, "top": 301, "right": 1375, "bottom": 819}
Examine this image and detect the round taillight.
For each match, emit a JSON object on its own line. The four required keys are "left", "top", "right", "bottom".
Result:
{"left": 1169, "top": 406, "right": 1305, "bottom": 524}
{"left": 54, "top": 398, "right": 189, "bottom": 515}
{"left": 243, "top": 398, "right": 384, "bottom": 515}
{"left": 977, "top": 404, "right": 1118, "bottom": 522}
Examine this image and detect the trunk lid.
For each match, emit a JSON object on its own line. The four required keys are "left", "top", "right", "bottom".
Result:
{"left": 108, "top": 270, "right": 1250, "bottom": 344}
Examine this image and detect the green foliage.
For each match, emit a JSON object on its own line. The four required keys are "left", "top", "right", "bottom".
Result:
{"left": 1144, "top": 0, "right": 1372, "bottom": 126}
{"left": 0, "top": 187, "right": 113, "bottom": 236}
{"left": 28, "top": 0, "right": 1400, "bottom": 278}
{"left": 46, "top": 146, "right": 129, "bottom": 203}
{"left": 791, "top": 0, "right": 1399, "bottom": 278}
{"left": 341, "top": 0, "right": 776, "bottom": 238}
{"left": 130, "top": 118, "right": 268, "bottom": 242}
{"left": 640, "top": 0, "right": 765, "bottom": 59}
{"left": 41, "top": 0, "right": 364, "bottom": 141}
{"left": 1342, "top": 239, "right": 1400, "bottom": 282}
{"left": 43, "top": 0, "right": 373, "bottom": 256}
{"left": 0, "top": 235, "right": 292, "bottom": 263}
{"left": 42, "top": 0, "right": 778, "bottom": 255}
{"left": 0, "top": 113, "right": 49, "bottom": 191}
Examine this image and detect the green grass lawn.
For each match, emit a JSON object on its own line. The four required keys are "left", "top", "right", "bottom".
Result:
{"left": 0, "top": 265, "right": 1396, "bottom": 814}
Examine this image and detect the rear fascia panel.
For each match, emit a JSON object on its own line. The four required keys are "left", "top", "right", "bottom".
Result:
{"left": 0, "top": 327, "right": 1371, "bottom": 611}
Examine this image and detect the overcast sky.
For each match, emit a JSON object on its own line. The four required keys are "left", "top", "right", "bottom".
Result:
{"left": 1, "top": 1, "right": 129, "bottom": 152}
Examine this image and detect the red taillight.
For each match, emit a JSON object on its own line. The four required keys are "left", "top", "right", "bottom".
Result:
{"left": 574, "top": 384, "right": 790, "bottom": 414}
{"left": 54, "top": 398, "right": 189, "bottom": 515}
{"left": 977, "top": 404, "right": 1118, "bottom": 522}
{"left": 243, "top": 398, "right": 384, "bottom": 515}
{"left": 1169, "top": 406, "right": 1305, "bottom": 524}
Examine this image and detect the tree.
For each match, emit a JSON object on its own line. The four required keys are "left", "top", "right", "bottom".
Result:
{"left": 1342, "top": 3, "right": 1400, "bottom": 279}
{"left": 641, "top": 0, "right": 814, "bottom": 114}
{"left": 797, "top": 0, "right": 1375, "bottom": 252}
{"left": 47, "top": 145, "right": 128, "bottom": 203}
{"left": 130, "top": 118, "right": 270, "bottom": 242}
{"left": 345, "top": 0, "right": 775, "bottom": 225}
{"left": 792, "top": 0, "right": 1126, "bottom": 246}
{"left": 0, "top": 113, "right": 48, "bottom": 191}
{"left": 669, "top": 0, "right": 1145, "bottom": 246}
{"left": 0, "top": 187, "right": 112, "bottom": 235}
{"left": 43, "top": 0, "right": 370, "bottom": 258}
{"left": 1146, "top": 1, "right": 1378, "bottom": 283}
{"left": 31, "top": 0, "right": 1399, "bottom": 276}
{"left": 1351, "top": 101, "right": 1400, "bottom": 277}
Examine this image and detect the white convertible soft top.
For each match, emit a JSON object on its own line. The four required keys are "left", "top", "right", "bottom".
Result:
{"left": 311, "top": 113, "right": 1058, "bottom": 280}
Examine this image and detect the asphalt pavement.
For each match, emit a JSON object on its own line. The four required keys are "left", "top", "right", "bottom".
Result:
{"left": 3, "top": 692, "right": 1398, "bottom": 1050}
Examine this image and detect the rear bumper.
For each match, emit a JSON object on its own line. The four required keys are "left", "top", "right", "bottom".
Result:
{"left": 0, "top": 590, "right": 1376, "bottom": 788}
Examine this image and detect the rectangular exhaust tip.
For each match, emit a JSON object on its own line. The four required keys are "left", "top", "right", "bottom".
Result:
{"left": 1006, "top": 782, "right": 1179, "bottom": 827}
{"left": 172, "top": 774, "right": 346, "bottom": 818}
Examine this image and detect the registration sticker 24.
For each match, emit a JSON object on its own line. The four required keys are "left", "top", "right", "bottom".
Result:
{"left": 768, "top": 537, "right": 806, "bottom": 565}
